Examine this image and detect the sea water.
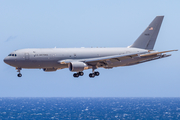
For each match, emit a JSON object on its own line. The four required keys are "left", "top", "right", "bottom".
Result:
{"left": 0, "top": 97, "right": 180, "bottom": 119}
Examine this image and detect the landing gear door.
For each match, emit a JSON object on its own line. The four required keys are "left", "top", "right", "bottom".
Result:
{"left": 25, "top": 53, "right": 29, "bottom": 60}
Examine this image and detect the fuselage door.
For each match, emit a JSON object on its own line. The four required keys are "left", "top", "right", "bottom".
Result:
{"left": 25, "top": 53, "right": 29, "bottom": 60}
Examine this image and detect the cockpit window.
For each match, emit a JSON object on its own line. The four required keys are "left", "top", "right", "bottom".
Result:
{"left": 8, "top": 54, "right": 17, "bottom": 57}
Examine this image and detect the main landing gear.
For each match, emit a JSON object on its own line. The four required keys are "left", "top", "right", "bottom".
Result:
{"left": 89, "top": 71, "right": 100, "bottom": 78}
{"left": 73, "top": 71, "right": 100, "bottom": 78}
{"left": 16, "top": 68, "right": 22, "bottom": 77}
{"left": 73, "top": 66, "right": 100, "bottom": 78}
{"left": 73, "top": 72, "right": 84, "bottom": 78}
{"left": 89, "top": 66, "right": 100, "bottom": 78}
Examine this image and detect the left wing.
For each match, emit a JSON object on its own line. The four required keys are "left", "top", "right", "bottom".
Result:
{"left": 58, "top": 49, "right": 177, "bottom": 67}
{"left": 58, "top": 52, "right": 140, "bottom": 65}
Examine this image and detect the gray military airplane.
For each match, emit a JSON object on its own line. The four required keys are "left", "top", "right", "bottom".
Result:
{"left": 3, "top": 16, "right": 177, "bottom": 78}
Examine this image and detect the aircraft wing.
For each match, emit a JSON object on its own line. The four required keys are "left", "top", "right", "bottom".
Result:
{"left": 83, "top": 50, "right": 176, "bottom": 66}
{"left": 84, "top": 53, "right": 139, "bottom": 63}
{"left": 59, "top": 52, "right": 140, "bottom": 65}
{"left": 58, "top": 49, "right": 177, "bottom": 67}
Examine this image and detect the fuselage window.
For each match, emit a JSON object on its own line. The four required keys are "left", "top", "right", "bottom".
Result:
{"left": 8, "top": 54, "right": 11, "bottom": 56}
{"left": 12, "top": 54, "right": 14, "bottom": 56}
{"left": 15, "top": 54, "right": 17, "bottom": 56}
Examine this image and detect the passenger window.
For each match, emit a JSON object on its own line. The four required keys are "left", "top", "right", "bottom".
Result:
{"left": 12, "top": 54, "right": 14, "bottom": 56}
{"left": 15, "top": 54, "right": 17, "bottom": 57}
{"left": 8, "top": 54, "right": 11, "bottom": 56}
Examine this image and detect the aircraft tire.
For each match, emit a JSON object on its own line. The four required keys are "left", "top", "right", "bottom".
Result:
{"left": 89, "top": 73, "right": 95, "bottom": 78}
{"left": 17, "top": 73, "right": 22, "bottom": 77}
{"left": 73, "top": 73, "right": 79, "bottom": 78}
{"left": 95, "top": 72, "right": 100, "bottom": 76}
{"left": 79, "top": 72, "right": 84, "bottom": 76}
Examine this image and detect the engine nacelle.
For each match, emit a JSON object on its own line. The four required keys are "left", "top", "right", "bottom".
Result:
{"left": 69, "top": 62, "right": 88, "bottom": 72}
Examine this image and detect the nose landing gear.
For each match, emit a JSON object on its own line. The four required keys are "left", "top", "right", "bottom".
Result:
{"left": 17, "top": 73, "right": 22, "bottom": 77}
{"left": 16, "top": 68, "right": 22, "bottom": 77}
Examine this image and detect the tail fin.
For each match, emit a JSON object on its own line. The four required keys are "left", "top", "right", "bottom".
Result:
{"left": 130, "top": 16, "right": 164, "bottom": 50}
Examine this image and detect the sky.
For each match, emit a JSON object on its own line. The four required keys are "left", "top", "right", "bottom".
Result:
{"left": 0, "top": 0, "right": 180, "bottom": 97}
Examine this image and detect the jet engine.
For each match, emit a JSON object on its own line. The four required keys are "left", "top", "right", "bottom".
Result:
{"left": 69, "top": 62, "right": 88, "bottom": 72}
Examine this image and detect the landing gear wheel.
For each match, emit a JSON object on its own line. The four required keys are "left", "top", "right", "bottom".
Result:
{"left": 79, "top": 72, "right": 84, "bottom": 76}
{"left": 89, "top": 73, "right": 95, "bottom": 78}
{"left": 94, "top": 72, "right": 100, "bottom": 76}
{"left": 73, "top": 73, "right": 79, "bottom": 78}
{"left": 17, "top": 73, "right": 22, "bottom": 77}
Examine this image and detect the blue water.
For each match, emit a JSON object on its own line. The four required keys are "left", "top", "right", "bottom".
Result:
{"left": 0, "top": 98, "right": 180, "bottom": 119}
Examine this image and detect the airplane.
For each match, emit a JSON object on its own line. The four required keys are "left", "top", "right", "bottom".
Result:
{"left": 3, "top": 16, "right": 177, "bottom": 78}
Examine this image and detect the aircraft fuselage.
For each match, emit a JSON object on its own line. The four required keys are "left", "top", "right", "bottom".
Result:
{"left": 4, "top": 47, "right": 148, "bottom": 69}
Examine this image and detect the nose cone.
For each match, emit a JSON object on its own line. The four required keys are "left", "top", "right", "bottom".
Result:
{"left": 4, "top": 57, "right": 8, "bottom": 64}
{"left": 4, "top": 57, "right": 11, "bottom": 65}
{"left": 4, "top": 56, "right": 17, "bottom": 67}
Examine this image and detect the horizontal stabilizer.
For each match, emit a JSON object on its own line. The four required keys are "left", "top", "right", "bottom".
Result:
{"left": 140, "top": 50, "right": 178, "bottom": 57}
{"left": 127, "top": 54, "right": 172, "bottom": 66}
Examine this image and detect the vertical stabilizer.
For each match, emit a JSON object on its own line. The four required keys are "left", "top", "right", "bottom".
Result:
{"left": 130, "top": 16, "right": 164, "bottom": 50}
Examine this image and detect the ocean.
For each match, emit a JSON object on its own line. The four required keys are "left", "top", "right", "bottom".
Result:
{"left": 0, "top": 97, "right": 180, "bottom": 119}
